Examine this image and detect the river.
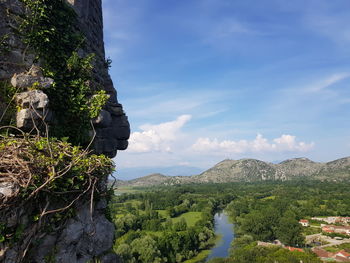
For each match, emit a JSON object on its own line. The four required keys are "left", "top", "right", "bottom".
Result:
{"left": 206, "top": 212, "right": 235, "bottom": 261}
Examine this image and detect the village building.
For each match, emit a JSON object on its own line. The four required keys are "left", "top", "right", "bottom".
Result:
{"left": 299, "top": 219, "right": 310, "bottom": 227}
{"left": 312, "top": 216, "right": 350, "bottom": 225}
{"left": 322, "top": 225, "right": 350, "bottom": 235}
{"left": 333, "top": 250, "right": 350, "bottom": 262}
{"left": 312, "top": 248, "right": 335, "bottom": 261}
{"left": 312, "top": 248, "right": 350, "bottom": 262}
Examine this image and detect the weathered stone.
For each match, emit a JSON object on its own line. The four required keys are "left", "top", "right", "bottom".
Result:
{"left": 5, "top": 0, "right": 24, "bottom": 15}
{"left": 101, "top": 253, "right": 122, "bottom": 263}
{"left": 53, "top": 202, "right": 116, "bottom": 263}
{"left": 93, "top": 137, "right": 118, "bottom": 158}
{"left": 0, "top": 182, "right": 17, "bottom": 198}
{"left": 60, "top": 219, "right": 84, "bottom": 244}
{"left": 16, "top": 90, "right": 49, "bottom": 109}
{"left": 0, "top": 244, "right": 8, "bottom": 261}
{"left": 117, "top": 140, "right": 128, "bottom": 150}
{"left": 11, "top": 72, "right": 54, "bottom": 89}
{"left": 95, "top": 199, "right": 108, "bottom": 211}
{"left": 16, "top": 109, "right": 48, "bottom": 129}
{"left": 93, "top": 109, "right": 112, "bottom": 128}
{"left": 111, "top": 115, "right": 130, "bottom": 140}
{"left": 31, "top": 235, "right": 57, "bottom": 262}
{"left": 15, "top": 90, "right": 51, "bottom": 130}
{"left": 109, "top": 104, "right": 124, "bottom": 116}
{"left": 5, "top": 209, "right": 18, "bottom": 228}
{"left": 3, "top": 248, "right": 17, "bottom": 263}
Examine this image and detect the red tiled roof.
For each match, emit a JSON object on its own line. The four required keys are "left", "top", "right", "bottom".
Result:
{"left": 334, "top": 255, "right": 350, "bottom": 262}
{"left": 286, "top": 246, "right": 304, "bottom": 252}
{"left": 338, "top": 250, "right": 350, "bottom": 258}
{"left": 312, "top": 248, "right": 332, "bottom": 258}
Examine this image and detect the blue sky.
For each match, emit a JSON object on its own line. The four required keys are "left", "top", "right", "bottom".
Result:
{"left": 102, "top": 0, "right": 350, "bottom": 173}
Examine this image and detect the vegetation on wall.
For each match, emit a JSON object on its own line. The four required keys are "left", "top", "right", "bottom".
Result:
{"left": 0, "top": 1, "right": 115, "bottom": 259}
{"left": 0, "top": 80, "right": 18, "bottom": 127}
{"left": 0, "top": 135, "right": 113, "bottom": 253}
{"left": 17, "top": 0, "right": 108, "bottom": 145}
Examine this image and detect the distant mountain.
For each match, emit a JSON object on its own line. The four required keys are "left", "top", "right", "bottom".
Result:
{"left": 116, "top": 157, "right": 350, "bottom": 187}
{"left": 117, "top": 173, "right": 193, "bottom": 187}
{"left": 114, "top": 165, "right": 203, "bottom": 180}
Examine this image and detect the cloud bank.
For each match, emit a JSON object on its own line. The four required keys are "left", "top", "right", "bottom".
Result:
{"left": 128, "top": 114, "right": 314, "bottom": 157}
{"left": 191, "top": 134, "right": 314, "bottom": 154}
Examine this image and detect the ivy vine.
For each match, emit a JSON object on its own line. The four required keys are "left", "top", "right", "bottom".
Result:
{"left": 18, "top": 0, "right": 109, "bottom": 145}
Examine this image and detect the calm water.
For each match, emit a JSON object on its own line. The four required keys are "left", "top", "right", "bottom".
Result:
{"left": 206, "top": 212, "right": 235, "bottom": 261}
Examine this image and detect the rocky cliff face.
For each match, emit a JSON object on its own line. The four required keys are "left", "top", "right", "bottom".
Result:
{"left": 0, "top": 0, "right": 128, "bottom": 262}
{"left": 0, "top": 0, "right": 130, "bottom": 158}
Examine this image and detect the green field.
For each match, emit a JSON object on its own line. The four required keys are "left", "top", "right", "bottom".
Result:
{"left": 114, "top": 186, "right": 144, "bottom": 194}
{"left": 262, "top": 195, "right": 276, "bottom": 200}
{"left": 156, "top": 209, "right": 169, "bottom": 217}
{"left": 303, "top": 227, "right": 321, "bottom": 236}
{"left": 172, "top": 212, "right": 203, "bottom": 227}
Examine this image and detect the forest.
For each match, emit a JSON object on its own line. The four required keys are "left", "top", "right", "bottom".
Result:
{"left": 110, "top": 181, "right": 350, "bottom": 263}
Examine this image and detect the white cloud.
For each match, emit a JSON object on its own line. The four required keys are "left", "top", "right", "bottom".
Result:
{"left": 305, "top": 73, "right": 350, "bottom": 93}
{"left": 128, "top": 115, "right": 192, "bottom": 153}
{"left": 191, "top": 134, "right": 314, "bottom": 154}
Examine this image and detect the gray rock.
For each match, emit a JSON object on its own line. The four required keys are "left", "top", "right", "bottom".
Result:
{"left": 101, "top": 253, "right": 121, "bottom": 263}
{"left": 93, "top": 137, "right": 118, "bottom": 157}
{"left": 32, "top": 235, "right": 57, "bottom": 262}
{"left": 15, "top": 90, "right": 51, "bottom": 130}
{"left": 3, "top": 248, "right": 17, "bottom": 263}
{"left": 11, "top": 74, "right": 53, "bottom": 89}
{"left": 16, "top": 108, "right": 46, "bottom": 129}
{"left": 109, "top": 105, "right": 124, "bottom": 116}
{"left": 0, "top": 243, "right": 8, "bottom": 261}
{"left": 0, "top": 182, "right": 18, "bottom": 198}
{"left": 61, "top": 219, "right": 84, "bottom": 244}
{"left": 95, "top": 199, "right": 108, "bottom": 211}
{"left": 16, "top": 90, "right": 49, "bottom": 109}
{"left": 11, "top": 65, "right": 53, "bottom": 89}
{"left": 117, "top": 140, "right": 128, "bottom": 151}
{"left": 78, "top": 214, "right": 115, "bottom": 256}
{"left": 111, "top": 115, "right": 130, "bottom": 140}
{"left": 93, "top": 109, "right": 112, "bottom": 128}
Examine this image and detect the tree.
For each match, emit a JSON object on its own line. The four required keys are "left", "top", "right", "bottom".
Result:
{"left": 275, "top": 211, "right": 304, "bottom": 246}
{"left": 115, "top": 243, "right": 133, "bottom": 262}
{"left": 174, "top": 218, "right": 187, "bottom": 231}
{"left": 131, "top": 235, "right": 162, "bottom": 263}
{"left": 239, "top": 207, "right": 279, "bottom": 241}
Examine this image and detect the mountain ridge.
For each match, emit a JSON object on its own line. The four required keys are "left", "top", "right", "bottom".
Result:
{"left": 117, "top": 157, "right": 350, "bottom": 187}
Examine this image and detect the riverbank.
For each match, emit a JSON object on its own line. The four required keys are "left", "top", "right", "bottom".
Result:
{"left": 183, "top": 235, "right": 222, "bottom": 263}
{"left": 206, "top": 213, "right": 235, "bottom": 261}
{"left": 184, "top": 212, "right": 235, "bottom": 263}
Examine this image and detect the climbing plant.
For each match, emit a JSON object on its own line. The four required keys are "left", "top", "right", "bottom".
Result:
{"left": 18, "top": 0, "right": 108, "bottom": 145}
{"left": 0, "top": 2, "right": 115, "bottom": 260}
{"left": 0, "top": 135, "right": 114, "bottom": 256}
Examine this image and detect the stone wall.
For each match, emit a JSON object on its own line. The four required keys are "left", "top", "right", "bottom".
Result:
{"left": 0, "top": 0, "right": 130, "bottom": 158}
{"left": 0, "top": 0, "right": 128, "bottom": 262}
{"left": 70, "top": 0, "right": 130, "bottom": 157}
